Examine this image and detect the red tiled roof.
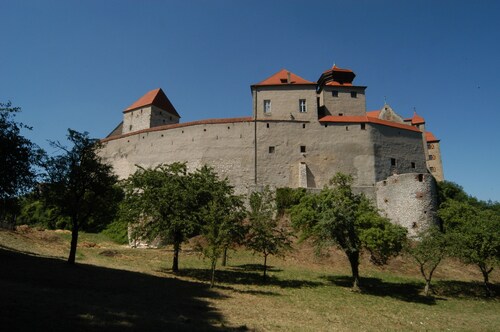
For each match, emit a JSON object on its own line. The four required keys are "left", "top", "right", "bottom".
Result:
{"left": 319, "top": 115, "right": 421, "bottom": 132}
{"left": 404, "top": 112, "right": 425, "bottom": 125}
{"left": 325, "top": 81, "right": 353, "bottom": 86}
{"left": 322, "top": 65, "right": 354, "bottom": 74}
{"left": 366, "top": 110, "right": 381, "bottom": 118}
{"left": 101, "top": 117, "right": 253, "bottom": 143}
{"left": 253, "top": 69, "right": 315, "bottom": 86}
{"left": 124, "top": 88, "right": 180, "bottom": 117}
{"left": 425, "top": 131, "right": 440, "bottom": 142}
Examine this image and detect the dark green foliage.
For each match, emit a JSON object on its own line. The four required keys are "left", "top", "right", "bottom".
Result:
{"left": 120, "top": 162, "right": 200, "bottom": 272}
{"left": 439, "top": 200, "right": 499, "bottom": 296}
{"left": 194, "top": 167, "right": 246, "bottom": 286}
{"left": 102, "top": 219, "right": 129, "bottom": 244}
{"left": 0, "top": 102, "right": 44, "bottom": 224}
{"left": 405, "top": 227, "right": 448, "bottom": 296}
{"left": 17, "top": 195, "right": 69, "bottom": 229}
{"left": 275, "top": 187, "right": 307, "bottom": 216}
{"left": 291, "top": 173, "right": 406, "bottom": 290}
{"left": 42, "top": 129, "right": 119, "bottom": 264}
{"left": 246, "top": 187, "right": 292, "bottom": 280}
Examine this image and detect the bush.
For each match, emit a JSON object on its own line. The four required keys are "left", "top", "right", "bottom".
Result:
{"left": 102, "top": 219, "right": 129, "bottom": 244}
{"left": 276, "top": 187, "right": 307, "bottom": 215}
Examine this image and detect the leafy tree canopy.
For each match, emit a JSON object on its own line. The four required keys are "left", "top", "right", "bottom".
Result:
{"left": 291, "top": 173, "right": 406, "bottom": 289}
{"left": 43, "top": 129, "right": 120, "bottom": 264}
{"left": 246, "top": 187, "right": 292, "bottom": 280}
{"left": 0, "top": 102, "right": 44, "bottom": 220}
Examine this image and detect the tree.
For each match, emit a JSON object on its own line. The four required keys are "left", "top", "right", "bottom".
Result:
{"left": 0, "top": 102, "right": 43, "bottom": 223}
{"left": 120, "top": 162, "right": 199, "bottom": 272}
{"left": 246, "top": 187, "right": 292, "bottom": 280}
{"left": 405, "top": 227, "right": 448, "bottom": 296}
{"left": 439, "top": 199, "right": 499, "bottom": 296}
{"left": 43, "top": 129, "right": 119, "bottom": 264}
{"left": 192, "top": 166, "right": 246, "bottom": 286}
{"left": 291, "top": 173, "right": 406, "bottom": 290}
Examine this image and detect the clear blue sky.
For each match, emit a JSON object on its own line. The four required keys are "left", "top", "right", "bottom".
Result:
{"left": 1, "top": 0, "right": 499, "bottom": 201}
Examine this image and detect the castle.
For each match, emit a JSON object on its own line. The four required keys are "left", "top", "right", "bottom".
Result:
{"left": 100, "top": 65, "right": 444, "bottom": 235}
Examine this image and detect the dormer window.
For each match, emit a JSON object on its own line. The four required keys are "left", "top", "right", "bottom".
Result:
{"left": 299, "top": 99, "right": 307, "bottom": 113}
{"left": 280, "top": 78, "right": 288, "bottom": 83}
{"left": 264, "top": 100, "right": 271, "bottom": 114}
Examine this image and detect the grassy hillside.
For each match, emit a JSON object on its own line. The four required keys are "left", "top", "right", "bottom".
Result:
{"left": 1, "top": 227, "right": 498, "bottom": 331}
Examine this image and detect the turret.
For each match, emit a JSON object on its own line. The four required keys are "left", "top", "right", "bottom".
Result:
{"left": 317, "top": 65, "right": 367, "bottom": 117}
{"left": 122, "top": 88, "right": 180, "bottom": 134}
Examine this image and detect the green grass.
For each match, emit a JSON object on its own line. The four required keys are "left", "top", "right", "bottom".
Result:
{"left": 1, "top": 227, "right": 498, "bottom": 331}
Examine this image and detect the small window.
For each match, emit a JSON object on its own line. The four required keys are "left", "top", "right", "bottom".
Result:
{"left": 129, "top": 125, "right": 132, "bottom": 131}
{"left": 302, "top": 124, "right": 306, "bottom": 129}
{"left": 266, "top": 123, "right": 270, "bottom": 128}
{"left": 299, "top": 99, "right": 307, "bottom": 113}
{"left": 269, "top": 146, "right": 275, "bottom": 153}
{"left": 300, "top": 146, "right": 306, "bottom": 153}
{"left": 428, "top": 154, "right": 435, "bottom": 160}
{"left": 351, "top": 91, "right": 357, "bottom": 98}
{"left": 411, "top": 162, "right": 416, "bottom": 169}
{"left": 427, "top": 143, "right": 434, "bottom": 149}
{"left": 339, "top": 113, "right": 343, "bottom": 116}
{"left": 264, "top": 100, "right": 271, "bottom": 113}
{"left": 332, "top": 91, "right": 338, "bottom": 97}
{"left": 280, "top": 78, "right": 287, "bottom": 83}
{"left": 391, "top": 158, "right": 396, "bottom": 166}
{"left": 324, "top": 123, "right": 328, "bottom": 128}
{"left": 430, "top": 166, "right": 436, "bottom": 172}
{"left": 360, "top": 123, "right": 366, "bottom": 130}
{"left": 418, "top": 174, "right": 424, "bottom": 182}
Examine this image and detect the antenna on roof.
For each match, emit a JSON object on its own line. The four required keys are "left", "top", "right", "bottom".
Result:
{"left": 332, "top": 61, "right": 336, "bottom": 68}
{"left": 413, "top": 106, "right": 417, "bottom": 114}
{"left": 384, "top": 96, "right": 387, "bottom": 105}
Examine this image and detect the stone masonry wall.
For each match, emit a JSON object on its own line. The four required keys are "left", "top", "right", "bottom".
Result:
{"left": 376, "top": 173, "right": 438, "bottom": 237}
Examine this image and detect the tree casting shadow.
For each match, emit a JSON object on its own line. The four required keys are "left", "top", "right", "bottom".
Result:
{"left": 175, "top": 264, "right": 322, "bottom": 290}
{"left": 0, "top": 246, "right": 246, "bottom": 331}
{"left": 323, "top": 275, "right": 439, "bottom": 305}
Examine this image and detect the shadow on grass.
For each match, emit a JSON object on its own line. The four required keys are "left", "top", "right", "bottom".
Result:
{"left": 0, "top": 246, "right": 246, "bottom": 331}
{"left": 323, "top": 275, "right": 439, "bottom": 305}
{"left": 174, "top": 265, "right": 322, "bottom": 290}
{"left": 434, "top": 280, "right": 499, "bottom": 299}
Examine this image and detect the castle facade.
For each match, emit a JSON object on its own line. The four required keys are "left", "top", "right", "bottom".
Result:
{"left": 100, "top": 66, "right": 444, "bottom": 235}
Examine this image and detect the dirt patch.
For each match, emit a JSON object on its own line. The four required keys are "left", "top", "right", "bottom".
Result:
{"left": 99, "top": 250, "right": 121, "bottom": 257}
{"left": 79, "top": 241, "right": 99, "bottom": 248}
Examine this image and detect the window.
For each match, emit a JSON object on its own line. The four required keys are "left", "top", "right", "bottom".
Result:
{"left": 430, "top": 166, "right": 436, "bottom": 172}
{"left": 129, "top": 125, "right": 132, "bottom": 131}
{"left": 302, "top": 124, "right": 306, "bottom": 129}
{"left": 300, "top": 146, "right": 306, "bottom": 153}
{"left": 266, "top": 123, "right": 270, "bottom": 128}
{"left": 269, "top": 146, "right": 275, "bottom": 153}
{"left": 411, "top": 162, "right": 416, "bottom": 169}
{"left": 427, "top": 143, "right": 434, "bottom": 149}
{"left": 391, "top": 158, "right": 396, "bottom": 166}
{"left": 351, "top": 91, "right": 357, "bottom": 98}
{"left": 360, "top": 123, "right": 366, "bottom": 130}
{"left": 339, "top": 113, "right": 343, "bottom": 116}
{"left": 299, "top": 99, "right": 307, "bottom": 113}
{"left": 264, "top": 100, "right": 271, "bottom": 113}
{"left": 332, "top": 91, "right": 338, "bottom": 97}
{"left": 428, "top": 154, "right": 435, "bottom": 160}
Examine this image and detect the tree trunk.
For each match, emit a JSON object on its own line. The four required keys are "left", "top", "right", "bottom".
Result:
{"left": 479, "top": 264, "right": 494, "bottom": 296}
{"left": 222, "top": 247, "right": 228, "bottom": 267}
{"left": 424, "top": 280, "right": 431, "bottom": 296}
{"left": 263, "top": 254, "right": 268, "bottom": 281}
{"left": 67, "top": 217, "right": 79, "bottom": 265}
{"left": 347, "top": 251, "right": 360, "bottom": 291}
{"left": 172, "top": 242, "right": 180, "bottom": 272}
{"left": 210, "top": 258, "right": 217, "bottom": 288}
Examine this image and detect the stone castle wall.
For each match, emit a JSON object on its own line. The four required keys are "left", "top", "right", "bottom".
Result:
{"left": 376, "top": 173, "right": 438, "bottom": 237}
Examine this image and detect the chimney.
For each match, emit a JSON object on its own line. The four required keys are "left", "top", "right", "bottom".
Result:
{"left": 287, "top": 71, "right": 291, "bottom": 83}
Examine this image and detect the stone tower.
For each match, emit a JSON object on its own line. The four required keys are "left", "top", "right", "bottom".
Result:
{"left": 122, "top": 88, "right": 180, "bottom": 134}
